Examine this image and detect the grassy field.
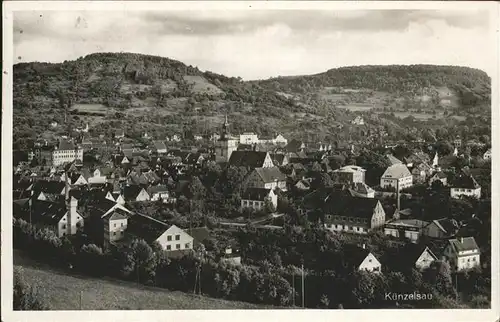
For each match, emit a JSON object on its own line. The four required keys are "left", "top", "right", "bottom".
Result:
{"left": 14, "top": 252, "right": 272, "bottom": 310}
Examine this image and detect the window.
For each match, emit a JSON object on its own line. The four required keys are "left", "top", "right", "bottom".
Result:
{"left": 76, "top": 222, "right": 81, "bottom": 228}
{"left": 113, "top": 232, "right": 116, "bottom": 236}
{"left": 62, "top": 224, "right": 66, "bottom": 229}
{"left": 473, "top": 257, "right": 476, "bottom": 261}
{"left": 167, "top": 235, "right": 172, "bottom": 241}
{"left": 121, "top": 223, "right": 124, "bottom": 227}
{"left": 176, "top": 244, "right": 181, "bottom": 250}
{"left": 166, "top": 245, "right": 171, "bottom": 250}
{"left": 114, "top": 223, "right": 116, "bottom": 228}
{"left": 175, "top": 235, "right": 180, "bottom": 241}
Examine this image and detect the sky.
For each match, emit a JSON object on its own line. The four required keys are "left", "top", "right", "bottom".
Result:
{"left": 13, "top": 9, "right": 493, "bottom": 80}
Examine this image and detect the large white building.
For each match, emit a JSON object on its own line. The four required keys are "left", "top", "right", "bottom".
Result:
{"left": 443, "top": 237, "right": 480, "bottom": 272}
{"left": 215, "top": 116, "right": 237, "bottom": 163}
{"left": 380, "top": 164, "right": 413, "bottom": 191}
{"left": 52, "top": 139, "right": 83, "bottom": 166}
{"left": 239, "top": 132, "right": 259, "bottom": 144}
{"left": 450, "top": 174, "right": 481, "bottom": 199}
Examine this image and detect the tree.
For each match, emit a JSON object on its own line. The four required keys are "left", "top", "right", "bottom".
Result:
{"left": 123, "top": 239, "right": 158, "bottom": 284}
{"left": 13, "top": 267, "right": 47, "bottom": 310}
{"left": 319, "top": 294, "right": 330, "bottom": 308}
{"left": 78, "top": 244, "right": 105, "bottom": 276}
{"left": 187, "top": 176, "right": 206, "bottom": 200}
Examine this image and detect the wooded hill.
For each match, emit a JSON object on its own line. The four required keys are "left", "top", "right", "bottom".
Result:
{"left": 12, "top": 52, "right": 491, "bottom": 149}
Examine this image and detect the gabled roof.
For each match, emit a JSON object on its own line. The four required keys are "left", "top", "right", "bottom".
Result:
{"left": 253, "top": 167, "right": 286, "bottom": 183}
{"left": 350, "top": 182, "right": 374, "bottom": 195}
{"left": 333, "top": 165, "right": 366, "bottom": 173}
{"left": 324, "top": 196, "right": 381, "bottom": 220}
{"left": 237, "top": 144, "right": 254, "bottom": 151}
{"left": 147, "top": 184, "right": 169, "bottom": 194}
{"left": 431, "top": 218, "right": 459, "bottom": 234}
{"left": 102, "top": 208, "right": 130, "bottom": 221}
{"left": 186, "top": 226, "right": 210, "bottom": 246}
{"left": 229, "top": 151, "right": 270, "bottom": 168}
{"left": 32, "top": 180, "right": 66, "bottom": 195}
{"left": 127, "top": 214, "right": 170, "bottom": 243}
{"left": 451, "top": 174, "right": 480, "bottom": 189}
{"left": 242, "top": 188, "right": 272, "bottom": 201}
{"left": 382, "top": 164, "right": 412, "bottom": 179}
{"left": 270, "top": 153, "right": 286, "bottom": 166}
{"left": 153, "top": 140, "right": 167, "bottom": 151}
{"left": 57, "top": 139, "right": 76, "bottom": 151}
{"left": 285, "top": 139, "right": 305, "bottom": 153}
{"left": 431, "top": 171, "right": 447, "bottom": 179}
{"left": 448, "top": 237, "right": 479, "bottom": 253}
{"left": 123, "top": 185, "right": 147, "bottom": 200}
{"left": 343, "top": 245, "right": 374, "bottom": 267}
{"left": 386, "top": 154, "right": 403, "bottom": 165}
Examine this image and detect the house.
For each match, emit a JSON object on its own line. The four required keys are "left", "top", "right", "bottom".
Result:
{"left": 384, "top": 219, "right": 430, "bottom": 243}
{"left": 404, "top": 151, "right": 431, "bottom": 168}
{"left": 443, "top": 237, "right": 480, "bottom": 272}
{"left": 270, "top": 153, "right": 289, "bottom": 167}
{"left": 332, "top": 165, "right": 366, "bottom": 184}
{"left": 274, "top": 134, "right": 288, "bottom": 145}
{"left": 349, "top": 182, "right": 375, "bottom": 198}
{"left": 322, "top": 196, "right": 386, "bottom": 234}
{"left": 220, "top": 247, "right": 242, "bottom": 266}
{"left": 147, "top": 185, "right": 174, "bottom": 203}
{"left": 228, "top": 151, "right": 274, "bottom": 169}
{"left": 31, "top": 197, "right": 84, "bottom": 238}
{"left": 411, "top": 162, "right": 432, "bottom": 184}
{"left": 343, "top": 244, "right": 382, "bottom": 273}
{"left": 243, "top": 167, "right": 287, "bottom": 191}
{"left": 152, "top": 141, "right": 167, "bottom": 154}
{"left": 52, "top": 139, "right": 84, "bottom": 166}
{"left": 422, "top": 218, "right": 459, "bottom": 239}
{"left": 102, "top": 207, "right": 129, "bottom": 247}
{"left": 122, "top": 185, "right": 150, "bottom": 202}
{"left": 31, "top": 180, "right": 66, "bottom": 201}
{"left": 483, "top": 148, "right": 491, "bottom": 160}
{"left": 294, "top": 179, "right": 311, "bottom": 191}
{"left": 386, "top": 154, "right": 403, "bottom": 165}
{"left": 171, "top": 134, "right": 181, "bottom": 142}
{"left": 239, "top": 132, "right": 259, "bottom": 144}
{"left": 351, "top": 116, "right": 365, "bottom": 125}
{"left": 450, "top": 173, "right": 481, "bottom": 199}
{"left": 414, "top": 246, "right": 439, "bottom": 271}
{"left": 428, "top": 171, "right": 448, "bottom": 187}
{"left": 128, "top": 215, "right": 194, "bottom": 252}
{"left": 380, "top": 164, "right": 413, "bottom": 191}
{"left": 241, "top": 188, "right": 277, "bottom": 211}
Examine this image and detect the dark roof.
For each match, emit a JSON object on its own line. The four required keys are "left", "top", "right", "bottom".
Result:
{"left": 229, "top": 151, "right": 269, "bottom": 168}
{"left": 58, "top": 139, "right": 76, "bottom": 151}
{"left": 254, "top": 167, "right": 286, "bottom": 183}
{"left": 270, "top": 154, "right": 286, "bottom": 166}
{"left": 123, "top": 185, "right": 146, "bottom": 201}
{"left": 32, "top": 180, "right": 66, "bottom": 195}
{"left": 324, "top": 196, "right": 380, "bottom": 219}
{"left": 148, "top": 184, "right": 169, "bottom": 194}
{"left": 153, "top": 141, "right": 167, "bottom": 151}
{"left": 102, "top": 208, "right": 129, "bottom": 221}
{"left": 343, "top": 245, "right": 373, "bottom": 267}
{"left": 448, "top": 237, "right": 479, "bottom": 253}
{"left": 451, "top": 174, "right": 480, "bottom": 189}
{"left": 127, "top": 214, "right": 169, "bottom": 243}
{"left": 242, "top": 188, "right": 272, "bottom": 201}
{"left": 237, "top": 144, "right": 254, "bottom": 151}
{"left": 431, "top": 171, "right": 447, "bottom": 179}
{"left": 432, "top": 218, "right": 459, "bottom": 235}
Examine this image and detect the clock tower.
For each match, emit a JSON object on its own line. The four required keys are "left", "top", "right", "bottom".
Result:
{"left": 215, "top": 115, "right": 237, "bottom": 163}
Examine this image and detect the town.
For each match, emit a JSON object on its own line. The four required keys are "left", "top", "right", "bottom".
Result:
{"left": 12, "top": 113, "right": 492, "bottom": 309}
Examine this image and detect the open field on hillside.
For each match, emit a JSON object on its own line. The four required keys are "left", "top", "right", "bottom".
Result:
{"left": 14, "top": 251, "right": 272, "bottom": 310}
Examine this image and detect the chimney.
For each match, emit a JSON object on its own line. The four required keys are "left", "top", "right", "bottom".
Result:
{"left": 362, "top": 243, "right": 366, "bottom": 250}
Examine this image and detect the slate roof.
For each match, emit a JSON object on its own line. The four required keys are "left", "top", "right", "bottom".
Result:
{"left": 343, "top": 245, "right": 373, "bottom": 267}
{"left": 122, "top": 185, "right": 147, "bottom": 201}
{"left": 237, "top": 144, "right": 254, "bottom": 151}
{"left": 57, "top": 139, "right": 76, "bottom": 151}
{"left": 451, "top": 174, "right": 480, "bottom": 189}
{"left": 333, "top": 165, "right": 366, "bottom": 173}
{"left": 431, "top": 218, "right": 459, "bottom": 235}
{"left": 448, "top": 237, "right": 479, "bottom": 253}
{"left": 350, "top": 182, "right": 375, "bottom": 195}
{"left": 186, "top": 226, "right": 210, "bottom": 246}
{"left": 229, "top": 151, "right": 269, "bottom": 168}
{"left": 324, "top": 196, "right": 381, "bottom": 220}
{"left": 148, "top": 184, "right": 169, "bottom": 194}
{"left": 285, "top": 139, "right": 305, "bottom": 153}
{"left": 382, "top": 164, "right": 412, "bottom": 179}
{"left": 153, "top": 140, "right": 167, "bottom": 151}
{"left": 127, "top": 214, "right": 170, "bottom": 243}
{"left": 386, "top": 154, "right": 403, "bottom": 165}
{"left": 32, "top": 180, "right": 66, "bottom": 195}
{"left": 242, "top": 188, "right": 272, "bottom": 201}
{"left": 254, "top": 167, "right": 286, "bottom": 183}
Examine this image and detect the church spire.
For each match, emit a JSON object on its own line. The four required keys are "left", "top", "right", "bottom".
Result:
{"left": 220, "top": 114, "right": 230, "bottom": 140}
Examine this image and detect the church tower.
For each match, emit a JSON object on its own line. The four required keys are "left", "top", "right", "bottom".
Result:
{"left": 215, "top": 115, "right": 237, "bottom": 163}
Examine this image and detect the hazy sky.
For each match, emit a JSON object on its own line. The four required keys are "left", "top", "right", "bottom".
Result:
{"left": 13, "top": 9, "right": 493, "bottom": 80}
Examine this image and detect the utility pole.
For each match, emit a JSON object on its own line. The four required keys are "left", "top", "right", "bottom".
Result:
{"left": 80, "top": 290, "right": 83, "bottom": 310}
{"left": 292, "top": 272, "right": 295, "bottom": 307}
{"left": 301, "top": 264, "right": 305, "bottom": 308}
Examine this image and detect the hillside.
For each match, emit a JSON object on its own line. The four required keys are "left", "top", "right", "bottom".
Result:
{"left": 14, "top": 251, "right": 272, "bottom": 310}
{"left": 12, "top": 52, "right": 491, "bottom": 150}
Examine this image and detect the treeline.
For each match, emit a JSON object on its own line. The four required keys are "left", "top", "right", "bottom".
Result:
{"left": 13, "top": 218, "right": 490, "bottom": 309}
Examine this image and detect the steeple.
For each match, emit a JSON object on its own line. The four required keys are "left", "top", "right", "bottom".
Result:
{"left": 220, "top": 114, "right": 230, "bottom": 140}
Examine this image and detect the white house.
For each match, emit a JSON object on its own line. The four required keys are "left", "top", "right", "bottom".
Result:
{"left": 380, "top": 164, "right": 413, "bottom": 190}
{"left": 274, "top": 134, "right": 288, "bottom": 145}
{"left": 344, "top": 245, "right": 382, "bottom": 273}
{"left": 414, "top": 247, "right": 438, "bottom": 271}
{"left": 450, "top": 174, "right": 481, "bottom": 199}
{"left": 239, "top": 132, "right": 259, "bottom": 144}
{"left": 155, "top": 224, "right": 195, "bottom": 252}
{"left": 483, "top": 148, "right": 491, "bottom": 160}
{"left": 332, "top": 165, "right": 366, "bottom": 184}
{"left": 443, "top": 237, "right": 481, "bottom": 272}
{"left": 52, "top": 139, "right": 84, "bottom": 166}
{"left": 384, "top": 219, "right": 429, "bottom": 243}
{"left": 36, "top": 197, "right": 84, "bottom": 238}
{"left": 241, "top": 188, "right": 277, "bottom": 211}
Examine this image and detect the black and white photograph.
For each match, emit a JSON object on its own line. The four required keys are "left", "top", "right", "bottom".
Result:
{"left": 2, "top": 1, "right": 499, "bottom": 321}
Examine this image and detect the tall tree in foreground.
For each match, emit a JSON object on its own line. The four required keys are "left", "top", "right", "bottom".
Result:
{"left": 13, "top": 267, "right": 47, "bottom": 310}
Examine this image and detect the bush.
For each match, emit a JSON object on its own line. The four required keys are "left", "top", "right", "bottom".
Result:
{"left": 13, "top": 267, "right": 48, "bottom": 310}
